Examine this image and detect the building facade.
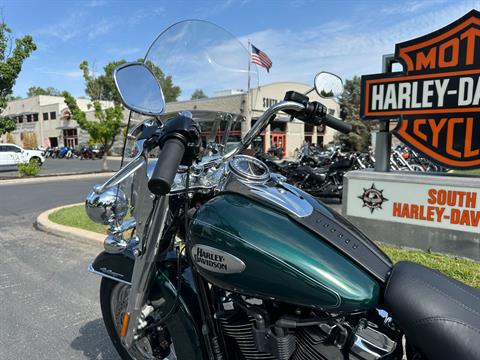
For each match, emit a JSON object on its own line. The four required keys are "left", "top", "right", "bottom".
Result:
{"left": 166, "top": 82, "right": 341, "bottom": 158}
{"left": 0, "top": 95, "right": 112, "bottom": 149}
{"left": 0, "top": 82, "right": 340, "bottom": 157}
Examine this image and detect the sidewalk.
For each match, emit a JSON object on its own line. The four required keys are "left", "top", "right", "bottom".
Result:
{"left": 35, "top": 203, "right": 104, "bottom": 246}
{"left": 0, "top": 157, "right": 121, "bottom": 179}
{"left": 0, "top": 172, "right": 113, "bottom": 185}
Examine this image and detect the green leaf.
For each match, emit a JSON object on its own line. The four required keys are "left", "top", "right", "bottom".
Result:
{"left": 0, "top": 21, "right": 36, "bottom": 112}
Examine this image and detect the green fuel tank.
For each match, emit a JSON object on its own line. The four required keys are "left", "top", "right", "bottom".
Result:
{"left": 189, "top": 193, "right": 381, "bottom": 313}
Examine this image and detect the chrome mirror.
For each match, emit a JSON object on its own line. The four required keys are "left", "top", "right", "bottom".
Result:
{"left": 314, "top": 72, "right": 343, "bottom": 98}
{"left": 114, "top": 62, "right": 165, "bottom": 116}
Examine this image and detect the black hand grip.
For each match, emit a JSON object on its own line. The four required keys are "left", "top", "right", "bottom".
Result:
{"left": 148, "top": 138, "right": 185, "bottom": 196}
{"left": 323, "top": 114, "right": 352, "bottom": 134}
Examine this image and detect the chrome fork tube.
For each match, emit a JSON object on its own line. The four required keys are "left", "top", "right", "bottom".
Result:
{"left": 122, "top": 195, "right": 170, "bottom": 349}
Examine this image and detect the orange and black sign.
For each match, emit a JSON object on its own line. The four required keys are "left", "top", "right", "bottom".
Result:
{"left": 361, "top": 10, "right": 480, "bottom": 169}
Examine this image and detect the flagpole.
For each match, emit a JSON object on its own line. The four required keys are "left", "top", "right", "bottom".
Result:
{"left": 247, "top": 39, "right": 251, "bottom": 125}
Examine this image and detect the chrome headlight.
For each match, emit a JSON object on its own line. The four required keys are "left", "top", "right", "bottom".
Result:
{"left": 85, "top": 186, "right": 129, "bottom": 225}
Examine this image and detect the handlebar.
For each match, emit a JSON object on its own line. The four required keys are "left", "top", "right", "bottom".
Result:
{"left": 148, "top": 138, "right": 186, "bottom": 196}
{"left": 323, "top": 114, "right": 352, "bottom": 134}
{"left": 93, "top": 97, "right": 351, "bottom": 197}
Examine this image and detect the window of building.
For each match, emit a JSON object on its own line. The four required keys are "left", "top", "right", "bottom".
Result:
{"left": 304, "top": 123, "right": 314, "bottom": 134}
{"left": 33, "top": 113, "right": 39, "bottom": 122}
{"left": 270, "top": 121, "right": 286, "bottom": 133}
{"left": 317, "top": 136, "right": 324, "bottom": 147}
{"left": 50, "top": 111, "right": 56, "bottom": 120}
{"left": 43, "top": 112, "right": 49, "bottom": 121}
{"left": 26, "top": 114, "right": 32, "bottom": 122}
{"left": 17, "top": 116, "right": 23, "bottom": 123}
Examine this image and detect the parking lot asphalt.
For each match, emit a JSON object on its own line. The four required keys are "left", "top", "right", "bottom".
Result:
{"left": 0, "top": 158, "right": 123, "bottom": 178}
{"left": 0, "top": 175, "right": 120, "bottom": 359}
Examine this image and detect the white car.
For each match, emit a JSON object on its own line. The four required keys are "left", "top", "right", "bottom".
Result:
{"left": 0, "top": 143, "right": 46, "bottom": 166}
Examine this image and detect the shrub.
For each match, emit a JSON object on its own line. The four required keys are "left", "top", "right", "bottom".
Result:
{"left": 17, "top": 161, "right": 40, "bottom": 176}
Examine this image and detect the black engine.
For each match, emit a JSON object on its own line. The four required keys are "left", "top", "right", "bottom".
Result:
{"left": 215, "top": 296, "right": 400, "bottom": 360}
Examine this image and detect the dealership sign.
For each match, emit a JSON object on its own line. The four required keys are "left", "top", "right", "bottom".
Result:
{"left": 347, "top": 179, "right": 480, "bottom": 234}
{"left": 361, "top": 10, "right": 480, "bottom": 169}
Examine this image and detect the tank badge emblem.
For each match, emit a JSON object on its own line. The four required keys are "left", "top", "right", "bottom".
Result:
{"left": 191, "top": 245, "right": 246, "bottom": 274}
{"left": 358, "top": 183, "right": 388, "bottom": 213}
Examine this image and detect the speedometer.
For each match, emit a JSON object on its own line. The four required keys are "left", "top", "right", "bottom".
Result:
{"left": 228, "top": 155, "right": 270, "bottom": 182}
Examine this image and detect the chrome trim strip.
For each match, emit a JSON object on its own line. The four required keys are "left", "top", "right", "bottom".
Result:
{"left": 87, "top": 263, "right": 132, "bottom": 286}
{"left": 94, "top": 155, "right": 145, "bottom": 194}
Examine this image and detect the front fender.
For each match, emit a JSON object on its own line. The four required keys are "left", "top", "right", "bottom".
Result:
{"left": 89, "top": 251, "right": 205, "bottom": 359}
{"left": 89, "top": 251, "right": 135, "bottom": 284}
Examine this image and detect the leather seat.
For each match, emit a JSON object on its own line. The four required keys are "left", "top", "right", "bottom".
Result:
{"left": 384, "top": 261, "right": 480, "bottom": 360}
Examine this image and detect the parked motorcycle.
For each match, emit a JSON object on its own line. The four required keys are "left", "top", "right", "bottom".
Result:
{"left": 80, "top": 146, "right": 95, "bottom": 160}
{"left": 287, "top": 156, "right": 352, "bottom": 199}
{"left": 85, "top": 20, "right": 480, "bottom": 360}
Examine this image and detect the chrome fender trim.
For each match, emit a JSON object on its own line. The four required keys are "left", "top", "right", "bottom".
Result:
{"left": 88, "top": 263, "right": 132, "bottom": 286}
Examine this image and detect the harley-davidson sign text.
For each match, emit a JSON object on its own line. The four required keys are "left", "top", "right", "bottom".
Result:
{"left": 361, "top": 10, "right": 480, "bottom": 169}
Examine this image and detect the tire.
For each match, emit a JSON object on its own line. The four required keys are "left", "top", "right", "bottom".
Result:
{"left": 100, "top": 278, "right": 177, "bottom": 360}
{"left": 29, "top": 157, "right": 42, "bottom": 166}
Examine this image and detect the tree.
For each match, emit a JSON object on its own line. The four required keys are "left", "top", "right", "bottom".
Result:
{"left": 191, "top": 89, "right": 207, "bottom": 100}
{"left": 80, "top": 60, "right": 126, "bottom": 102}
{"left": 142, "top": 59, "right": 181, "bottom": 102}
{"left": 79, "top": 58, "right": 181, "bottom": 103}
{"left": 27, "top": 86, "right": 61, "bottom": 97}
{"left": 335, "top": 76, "right": 371, "bottom": 151}
{"left": 0, "top": 20, "right": 37, "bottom": 135}
{"left": 63, "top": 91, "right": 123, "bottom": 170}
{"left": 6, "top": 94, "right": 21, "bottom": 101}
{"left": 0, "top": 116, "right": 15, "bottom": 135}
{"left": 63, "top": 60, "right": 125, "bottom": 170}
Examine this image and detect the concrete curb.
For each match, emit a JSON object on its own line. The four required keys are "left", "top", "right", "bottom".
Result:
{"left": 35, "top": 203, "right": 104, "bottom": 247}
{"left": 0, "top": 172, "right": 114, "bottom": 186}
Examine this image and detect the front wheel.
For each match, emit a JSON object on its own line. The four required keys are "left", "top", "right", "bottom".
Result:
{"left": 29, "top": 157, "right": 42, "bottom": 166}
{"left": 100, "top": 278, "right": 177, "bottom": 360}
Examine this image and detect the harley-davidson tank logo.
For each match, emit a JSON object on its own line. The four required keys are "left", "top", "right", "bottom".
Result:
{"left": 358, "top": 183, "right": 388, "bottom": 213}
{"left": 361, "top": 10, "right": 480, "bottom": 169}
{"left": 191, "top": 245, "right": 246, "bottom": 274}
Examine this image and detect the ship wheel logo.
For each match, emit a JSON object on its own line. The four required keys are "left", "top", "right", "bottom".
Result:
{"left": 358, "top": 183, "right": 388, "bottom": 213}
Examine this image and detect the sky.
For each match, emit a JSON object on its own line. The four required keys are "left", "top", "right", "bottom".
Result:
{"left": 1, "top": 0, "right": 479, "bottom": 99}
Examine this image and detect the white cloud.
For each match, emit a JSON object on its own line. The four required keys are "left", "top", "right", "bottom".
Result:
{"left": 127, "top": 7, "right": 165, "bottom": 26}
{"left": 43, "top": 69, "right": 83, "bottom": 78}
{"left": 381, "top": 0, "right": 437, "bottom": 15}
{"left": 37, "top": 12, "right": 117, "bottom": 42}
{"left": 37, "top": 12, "right": 86, "bottom": 42}
{"left": 106, "top": 47, "right": 142, "bottom": 57}
{"left": 87, "top": 0, "right": 107, "bottom": 7}
{"left": 88, "top": 20, "right": 115, "bottom": 39}
{"left": 239, "top": 1, "right": 478, "bottom": 85}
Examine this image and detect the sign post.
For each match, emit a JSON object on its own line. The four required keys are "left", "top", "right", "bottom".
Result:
{"left": 343, "top": 10, "right": 480, "bottom": 260}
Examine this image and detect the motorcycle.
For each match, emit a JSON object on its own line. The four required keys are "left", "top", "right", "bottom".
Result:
{"left": 85, "top": 20, "right": 480, "bottom": 360}
{"left": 287, "top": 156, "right": 352, "bottom": 199}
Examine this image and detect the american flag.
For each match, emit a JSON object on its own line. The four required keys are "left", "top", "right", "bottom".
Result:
{"left": 251, "top": 44, "right": 272, "bottom": 72}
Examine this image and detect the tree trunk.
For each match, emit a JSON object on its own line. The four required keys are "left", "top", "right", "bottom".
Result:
{"left": 102, "top": 154, "right": 108, "bottom": 171}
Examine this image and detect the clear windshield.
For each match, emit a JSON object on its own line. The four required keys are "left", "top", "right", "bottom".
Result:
{"left": 123, "top": 20, "right": 258, "bottom": 161}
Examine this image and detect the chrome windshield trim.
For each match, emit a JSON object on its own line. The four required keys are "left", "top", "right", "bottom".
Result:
{"left": 94, "top": 155, "right": 145, "bottom": 194}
